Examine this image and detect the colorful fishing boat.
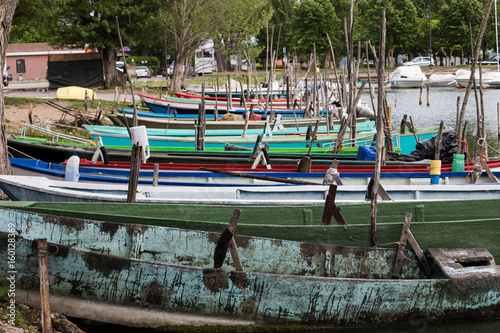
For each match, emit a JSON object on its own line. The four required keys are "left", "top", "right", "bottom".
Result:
{"left": 9, "top": 157, "right": 500, "bottom": 186}
{"left": 83, "top": 124, "right": 439, "bottom": 153}
{"left": 109, "top": 107, "right": 372, "bottom": 131}
{"left": 1, "top": 175, "right": 500, "bottom": 204}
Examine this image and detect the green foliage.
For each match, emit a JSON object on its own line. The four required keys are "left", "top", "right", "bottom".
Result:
{"left": 437, "top": 0, "right": 486, "bottom": 54}
{"left": 288, "top": 0, "right": 341, "bottom": 56}
{"left": 357, "top": 0, "right": 420, "bottom": 56}
{"left": 8, "top": 0, "right": 498, "bottom": 71}
{"left": 128, "top": 56, "right": 160, "bottom": 68}
{"left": 0, "top": 286, "right": 8, "bottom": 302}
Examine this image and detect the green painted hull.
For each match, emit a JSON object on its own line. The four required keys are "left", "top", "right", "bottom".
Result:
{"left": 1, "top": 199, "right": 499, "bottom": 259}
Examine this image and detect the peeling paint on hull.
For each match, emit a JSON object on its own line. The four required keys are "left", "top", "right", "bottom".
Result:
{"left": 0, "top": 209, "right": 499, "bottom": 329}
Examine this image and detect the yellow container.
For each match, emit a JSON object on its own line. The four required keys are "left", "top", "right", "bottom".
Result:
{"left": 430, "top": 160, "right": 442, "bottom": 175}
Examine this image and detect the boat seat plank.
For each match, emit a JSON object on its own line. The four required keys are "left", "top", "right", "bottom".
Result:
{"left": 427, "top": 248, "right": 500, "bottom": 279}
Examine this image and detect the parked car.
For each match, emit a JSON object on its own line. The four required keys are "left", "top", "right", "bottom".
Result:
{"left": 167, "top": 61, "right": 182, "bottom": 77}
{"left": 135, "top": 66, "right": 151, "bottom": 78}
{"left": 116, "top": 61, "right": 125, "bottom": 73}
{"left": 401, "top": 57, "right": 435, "bottom": 67}
{"left": 166, "top": 61, "right": 195, "bottom": 77}
{"left": 481, "top": 54, "right": 500, "bottom": 65}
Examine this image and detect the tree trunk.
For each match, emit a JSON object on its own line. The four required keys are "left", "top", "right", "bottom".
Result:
{"left": 103, "top": 47, "right": 124, "bottom": 88}
{"left": 0, "top": 0, "right": 20, "bottom": 179}
{"left": 170, "top": 56, "right": 189, "bottom": 92}
{"left": 141, "top": 44, "right": 149, "bottom": 57}
{"left": 214, "top": 37, "right": 225, "bottom": 73}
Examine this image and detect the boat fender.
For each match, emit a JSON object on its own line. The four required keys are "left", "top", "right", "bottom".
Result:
{"left": 65, "top": 153, "right": 80, "bottom": 182}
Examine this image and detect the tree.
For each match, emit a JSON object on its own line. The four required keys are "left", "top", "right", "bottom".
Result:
{"left": 357, "top": 0, "right": 419, "bottom": 66}
{"left": 158, "top": 0, "right": 270, "bottom": 92}
{"left": 213, "top": 0, "right": 271, "bottom": 73}
{"left": 10, "top": 0, "right": 46, "bottom": 43}
{"left": 288, "top": 0, "right": 342, "bottom": 63}
{"left": 38, "top": 0, "right": 154, "bottom": 88}
{"left": 0, "top": 0, "right": 20, "bottom": 178}
{"left": 437, "top": 0, "right": 485, "bottom": 63}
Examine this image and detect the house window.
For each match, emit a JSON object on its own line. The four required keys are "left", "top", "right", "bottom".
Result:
{"left": 16, "top": 59, "right": 25, "bottom": 74}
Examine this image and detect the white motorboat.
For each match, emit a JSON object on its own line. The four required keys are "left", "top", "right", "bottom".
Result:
{"left": 428, "top": 73, "right": 456, "bottom": 87}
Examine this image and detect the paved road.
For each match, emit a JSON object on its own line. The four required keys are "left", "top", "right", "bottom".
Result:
{"left": 3, "top": 78, "right": 159, "bottom": 102}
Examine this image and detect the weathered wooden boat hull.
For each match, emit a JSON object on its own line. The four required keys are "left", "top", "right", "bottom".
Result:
{"left": 1, "top": 198, "right": 499, "bottom": 258}
{"left": 1, "top": 208, "right": 499, "bottom": 329}
{"left": 10, "top": 157, "right": 500, "bottom": 186}
{"left": 1, "top": 176, "right": 500, "bottom": 205}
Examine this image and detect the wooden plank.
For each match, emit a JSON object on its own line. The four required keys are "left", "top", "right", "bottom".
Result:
{"left": 481, "top": 159, "right": 500, "bottom": 183}
{"left": 392, "top": 212, "right": 412, "bottom": 279}
{"left": 321, "top": 184, "right": 347, "bottom": 226}
{"left": 406, "top": 229, "right": 433, "bottom": 276}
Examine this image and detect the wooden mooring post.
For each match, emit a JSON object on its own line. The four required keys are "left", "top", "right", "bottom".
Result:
{"left": 38, "top": 238, "right": 52, "bottom": 333}
{"left": 127, "top": 144, "right": 141, "bottom": 203}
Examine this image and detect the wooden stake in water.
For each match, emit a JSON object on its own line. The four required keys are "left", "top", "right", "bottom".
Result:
{"left": 498, "top": 102, "right": 500, "bottom": 156}
{"left": 426, "top": 83, "right": 430, "bottom": 106}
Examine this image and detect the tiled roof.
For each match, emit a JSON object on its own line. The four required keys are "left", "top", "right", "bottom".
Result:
{"left": 7, "top": 43, "right": 83, "bottom": 53}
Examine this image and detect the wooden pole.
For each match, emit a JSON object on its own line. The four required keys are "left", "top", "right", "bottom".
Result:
{"left": 127, "top": 144, "right": 141, "bottom": 203}
{"left": 215, "top": 77, "right": 219, "bottom": 120}
{"left": 38, "top": 238, "right": 52, "bottom": 333}
{"left": 457, "top": 0, "right": 495, "bottom": 154}
{"left": 370, "top": 7, "right": 386, "bottom": 248}
{"left": 434, "top": 120, "right": 445, "bottom": 160}
{"left": 419, "top": 85, "right": 423, "bottom": 105}
{"left": 426, "top": 82, "right": 430, "bottom": 106}
{"left": 227, "top": 209, "right": 243, "bottom": 271}
{"left": 152, "top": 163, "right": 159, "bottom": 186}
{"left": 392, "top": 212, "right": 411, "bottom": 279}
{"left": 116, "top": 17, "right": 138, "bottom": 127}
{"left": 498, "top": 102, "right": 500, "bottom": 156}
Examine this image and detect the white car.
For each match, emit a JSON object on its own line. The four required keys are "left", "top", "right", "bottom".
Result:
{"left": 135, "top": 66, "right": 151, "bottom": 78}
{"left": 482, "top": 54, "right": 500, "bottom": 65}
{"left": 402, "top": 56, "right": 435, "bottom": 67}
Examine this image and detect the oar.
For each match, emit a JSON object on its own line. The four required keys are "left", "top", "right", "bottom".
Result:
{"left": 199, "top": 167, "right": 322, "bottom": 185}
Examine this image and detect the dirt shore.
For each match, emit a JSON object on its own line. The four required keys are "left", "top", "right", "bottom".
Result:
{"left": 4, "top": 101, "right": 68, "bottom": 135}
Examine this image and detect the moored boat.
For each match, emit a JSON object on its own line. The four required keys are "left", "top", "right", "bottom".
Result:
{"left": 388, "top": 66, "right": 427, "bottom": 88}
{"left": 1, "top": 206, "right": 499, "bottom": 329}
{"left": 9, "top": 157, "right": 500, "bottom": 186}
{"left": 1, "top": 175, "right": 500, "bottom": 204}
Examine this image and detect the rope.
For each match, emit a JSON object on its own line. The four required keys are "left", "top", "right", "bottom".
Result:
{"left": 458, "top": 139, "right": 474, "bottom": 180}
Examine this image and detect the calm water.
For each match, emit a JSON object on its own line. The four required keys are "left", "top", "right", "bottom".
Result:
{"left": 363, "top": 86, "right": 500, "bottom": 158}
